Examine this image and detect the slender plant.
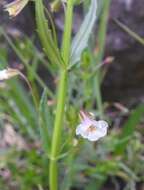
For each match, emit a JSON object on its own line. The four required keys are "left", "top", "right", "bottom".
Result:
{"left": 49, "top": 1, "right": 74, "bottom": 190}
{"left": 1, "top": 0, "right": 144, "bottom": 189}
{"left": 1, "top": 0, "right": 112, "bottom": 189}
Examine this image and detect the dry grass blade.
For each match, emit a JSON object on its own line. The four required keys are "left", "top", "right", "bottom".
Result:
{"left": 114, "top": 19, "right": 144, "bottom": 46}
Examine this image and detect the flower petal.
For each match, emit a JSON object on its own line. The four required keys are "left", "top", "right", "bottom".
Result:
{"left": 76, "top": 111, "right": 108, "bottom": 141}
{"left": 76, "top": 124, "right": 83, "bottom": 135}
{"left": 88, "top": 131, "right": 101, "bottom": 141}
{"left": 76, "top": 121, "right": 90, "bottom": 136}
{"left": 97, "top": 120, "right": 108, "bottom": 129}
{"left": 87, "top": 121, "right": 108, "bottom": 141}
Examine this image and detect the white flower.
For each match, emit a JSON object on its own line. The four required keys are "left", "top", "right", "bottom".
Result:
{"left": 76, "top": 111, "right": 108, "bottom": 141}
{"left": 0, "top": 68, "right": 19, "bottom": 80}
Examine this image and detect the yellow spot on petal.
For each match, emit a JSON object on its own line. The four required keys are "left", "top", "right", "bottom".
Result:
{"left": 86, "top": 126, "right": 96, "bottom": 133}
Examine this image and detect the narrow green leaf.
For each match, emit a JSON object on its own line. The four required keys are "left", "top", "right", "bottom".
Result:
{"left": 35, "top": 0, "right": 63, "bottom": 66}
{"left": 70, "top": 0, "right": 97, "bottom": 66}
{"left": 115, "top": 104, "right": 144, "bottom": 154}
{"left": 39, "top": 89, "right": 53, "bottom": 154}
{"left": 1, "top": 80, "right": 38, "bottom": 139}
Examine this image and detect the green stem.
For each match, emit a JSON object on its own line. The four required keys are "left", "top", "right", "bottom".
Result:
{"left": 49, "top": 1, "right": 74, "bottom": 190}
{"left": 49, "top": 69, "right": 67, "bottom": 190}
{"left": 62, "top": 0, "right": 74, "bottom": 66}
{"left": 94, "top": 0, "right": 111, "bottom": 119}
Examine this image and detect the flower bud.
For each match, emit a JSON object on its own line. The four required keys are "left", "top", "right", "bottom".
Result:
{"left": 0, "top": 68, "right": 19, "bottom": 80}
{"left": 4, "top": 0, "right": 29, "bottom": 17}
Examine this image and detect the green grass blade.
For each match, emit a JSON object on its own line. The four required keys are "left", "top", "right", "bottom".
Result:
{"left": 39, "top": 89, "right": 53, "bottom": 155}
{"left": 115, "top": 104, "right": 144, "bottom": 154}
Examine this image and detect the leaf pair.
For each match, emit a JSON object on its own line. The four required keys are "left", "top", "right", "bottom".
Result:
{"left": 35, "top": 0, "right": 98, "bottom": 69}
{"left": 35, "top": 0, "right": 63, "bottom": 67}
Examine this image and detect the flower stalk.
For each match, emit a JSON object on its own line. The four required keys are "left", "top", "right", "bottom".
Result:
{"left": 49, "top": 1, "right": 74, "bottom": 190}
{"left": 94, "top": 0, "right": 111, "bottom": 119}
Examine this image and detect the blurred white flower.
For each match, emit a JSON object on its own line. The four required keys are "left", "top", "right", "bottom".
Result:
{"left": 76, "top": 111, "right": 108, "bottom": 141}
{"left": 4, "top": 0, "right": 29, "bottom": 17}
{"left": 0, "top": 68, "right": 19, "bottom": 80}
